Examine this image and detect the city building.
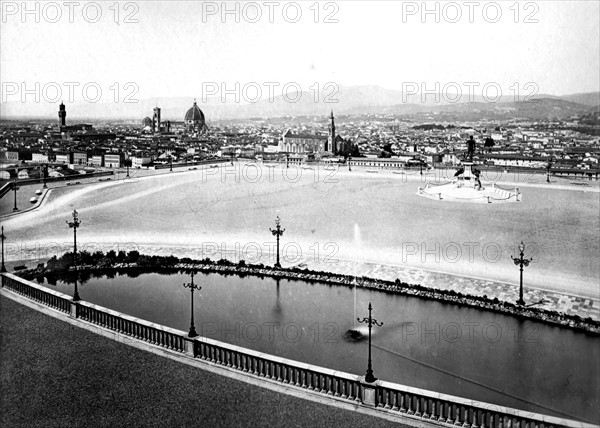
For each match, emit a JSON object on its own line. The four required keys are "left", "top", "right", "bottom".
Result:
{"left": 279, "top": 130, "right": 328, "bottom": 154}
{"left": 55, "top": 153, "right": 69, "bottom": 164}
{"left": 32, "top": 152, "right": 49, "bottom": 163}
{"left": 2, "top": 151, "right": 19, "bottom": 161}
{"left": 278, "top": 111, "right": 354, "bottom": 158}
{"left": 130, "top": 154, "right": 153, "bottom": 168}
{"left": 104, "top": 154, "right": 121, "bottom": 168}
{"left": 71, "top": 152, "right": 87, "bottom": 165}
{"left": 184, "top": 100, "right": 208, "bottom": 134}
{"left": 88, "top": 155, "right": 103, "bottom": 166}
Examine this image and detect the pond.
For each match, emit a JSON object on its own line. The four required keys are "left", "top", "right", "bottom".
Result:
{"left": 40, "top": 271, "right": 599, "bottom": 423}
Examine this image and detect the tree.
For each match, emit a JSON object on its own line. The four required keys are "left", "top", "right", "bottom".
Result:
{"left": 126, "top": 250, "right": 140, "bottom": 263}
{"left": 117, "top": 250, "right": 127, "bottom": 262}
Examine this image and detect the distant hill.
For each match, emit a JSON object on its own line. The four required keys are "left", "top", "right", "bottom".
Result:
{"left": 559, "top": 92, "right": 600, "bottom": 107}
{"left": 1, "top": 85, "right": 598, "bottom": 122}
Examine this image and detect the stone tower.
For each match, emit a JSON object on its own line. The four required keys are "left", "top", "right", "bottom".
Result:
{"left": 328, "top": 110, "right": 336, "bottom": 153}
{"left": 58, "top": 102, "right": 66, "bottom": 126}
{"left": 153, "top": 107, "right": 161, "bottom": 133}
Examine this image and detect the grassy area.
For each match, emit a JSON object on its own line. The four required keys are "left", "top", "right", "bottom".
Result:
{"left": 0, "top": 295, "right": 402, "bottom": 428}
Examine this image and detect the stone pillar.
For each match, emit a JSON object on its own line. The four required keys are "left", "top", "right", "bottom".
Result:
{"left": 184, "top": 337, "right": 197, "bottom": 357}
{"left": 360, "top": 378, "right": 379, "bottom": 407}
{"left": 70, "top": 301, "right": 79, "bottom": 318}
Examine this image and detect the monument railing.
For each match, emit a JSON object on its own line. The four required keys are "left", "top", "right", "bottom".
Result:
{"left": 1, "top": 273, "right": 594, "bottom": 428}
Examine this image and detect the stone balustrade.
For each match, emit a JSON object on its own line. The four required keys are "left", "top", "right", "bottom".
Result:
{"left": 1, "top": 273, "right": 595, "bottom": 428}
{"left": 2, "top": 273, "right": 71, "bottom": 314}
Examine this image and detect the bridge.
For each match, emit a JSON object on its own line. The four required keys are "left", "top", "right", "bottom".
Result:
{"left": 0, "top": 163, "right": 54, "bottom": 180}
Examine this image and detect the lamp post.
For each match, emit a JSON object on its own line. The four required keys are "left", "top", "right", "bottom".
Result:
{"left": 546, "top": 157, "right": 553, "bottom": 183}
{"left": 357, "top": 302, "right": 383, "bottom": 383}
{"left": 66, "top": 210, "right": 81, "bottom": 301}
{"left": 12, "top": 178, "right": 19, "bottom": 212}
{"left": 1, "top": 226, "right": 7, "bottom": 273}
{"left": 286, "top": 154, "right": 289, "bottom": 169}
{"left": 231, "top": 152, "right": 235, "bottom": 166}
{"left": 183, "top": 271, "right": 201, "bottom": 337}
{"left": 42, "top": 164, "right": 48, "bottom": 189}
{"left": 348, "top": 155, "right": 352, "bottom": 172}
{"left": 170, "top": 155, "right": 173, "bottom": 172}
{"left": 270, "top": 216, "right": 285, "bottom": 268}
{"left": 511, "top": 241, "right": 531, "bottom": 306}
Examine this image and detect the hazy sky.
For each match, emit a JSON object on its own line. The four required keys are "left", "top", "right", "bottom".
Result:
{"left": 1, "top": 0, "right": 599, "bottom": 103}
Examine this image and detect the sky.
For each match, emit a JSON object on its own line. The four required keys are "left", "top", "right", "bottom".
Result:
{"left": 1, "top": 0, "right": 599, "bottom": 104}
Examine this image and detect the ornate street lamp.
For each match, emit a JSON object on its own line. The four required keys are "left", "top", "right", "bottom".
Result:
{"left": 42, "top": 164, "right": 48, "bottom": 189}
{"left": 183, "top": 271, "right": 201, "bottom": 337}
{"left": 124, "top": 157, "right": 131, "bottom": 178}
{"left": 511, "top": 241, "right": 532, "bottom": 306}
{"left": 357, "top": 302, "right": 383, "bottom": 383}
{"left": 546, "top": 157, "right": 553, "bottom": 183}
{"left": 1, "top": 226, "right": 7, "bottom": 273}
{"left": 66, "top": 210, "right": 81, "bottom": 301}
{"left": 270, "top": 216, "right": 285, "bottom": 268}
{"left": 12, "top": 178, "right": 19, "bottom": 212}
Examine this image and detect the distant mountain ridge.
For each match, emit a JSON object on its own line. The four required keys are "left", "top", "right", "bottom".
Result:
{"left": 1, "top": 85, "right": 598, "bottom": 121}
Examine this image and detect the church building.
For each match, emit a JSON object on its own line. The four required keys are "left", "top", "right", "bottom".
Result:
{"left": 140, "top": 100, "right": 208, "bottom": 135}
{"left": 279, "top": 110, "right": 343, "bottom": 156}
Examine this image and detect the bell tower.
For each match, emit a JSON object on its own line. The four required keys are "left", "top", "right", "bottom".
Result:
{"left": 153, "top": 107, "right": 161, "bottom": 133}
{"left": 328, "top": 110, "right": 336, "bottom": 154}
{"left": 58, "top": 102, "right": 66, "bottom": 127}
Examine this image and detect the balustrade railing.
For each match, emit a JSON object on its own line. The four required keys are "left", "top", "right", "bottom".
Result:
{"left": 2, "top": 273, "right": 71, "bottom": 313}
{"left": 77, "top": 302, "right": 186, "bottom": 354}
{"left": 1, "top": 273, "right": 594, "bottom": 428}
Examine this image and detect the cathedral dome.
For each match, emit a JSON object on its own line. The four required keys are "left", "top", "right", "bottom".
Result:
{"left": 184, "top": 101, "right": 205, "bottom": 123}
{"left": 142, "top": 117, "right": 152, "bottom": 126}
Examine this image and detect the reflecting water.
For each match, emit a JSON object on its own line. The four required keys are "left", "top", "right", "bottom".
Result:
{"left": 42, "top": 271, "right": 599, "bottom": 423}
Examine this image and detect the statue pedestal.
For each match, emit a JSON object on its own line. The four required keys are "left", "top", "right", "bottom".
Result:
{"left": 462, "top": 162, "right": 474, "bottom": 179}
{"left": 458, "top": 162, "right": 477, "bottom": 189}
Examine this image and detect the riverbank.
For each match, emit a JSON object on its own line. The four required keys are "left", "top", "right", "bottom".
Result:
{"left": 16, "top": 251, "right": 600, "bottom": 335}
